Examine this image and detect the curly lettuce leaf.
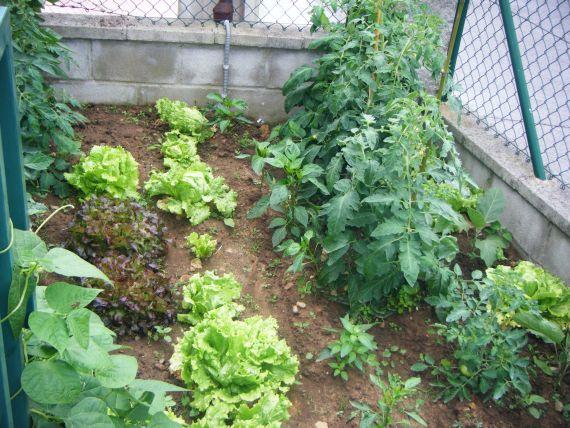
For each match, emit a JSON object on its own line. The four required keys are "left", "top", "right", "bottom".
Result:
{"left": 488, "top": 261, "right": 569, "bottom": 329}
{"left": 65, "top": 145, "right": 139, "bottom": 200}
{"left": 177, "top": 271, "right": 242, "bottom": 325}
{"left": 171, "top": 314, "right": 298, "bottom": 420}
{"left": 156, "top": 98, "right": 213, "bottom": 142}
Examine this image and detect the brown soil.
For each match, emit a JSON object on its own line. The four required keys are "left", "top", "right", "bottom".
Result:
{"left": 36, "top": 105, "right": 566, "bottom": 428}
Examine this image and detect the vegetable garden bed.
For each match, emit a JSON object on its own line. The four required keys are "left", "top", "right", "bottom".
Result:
{"left": 32, "top": 104, "right": 566, "bottom": 427}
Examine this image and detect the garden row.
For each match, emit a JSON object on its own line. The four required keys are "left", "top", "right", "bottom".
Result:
{"left": 4, "top": 0, "right": 569, "bottom": 426}
{"left": 242, "top": 0, "right": 569, "bottom": 422}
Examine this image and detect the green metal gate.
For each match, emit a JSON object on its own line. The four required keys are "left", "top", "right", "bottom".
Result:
{"left": 0, "top": 6, "right": 30, "bottom": 428}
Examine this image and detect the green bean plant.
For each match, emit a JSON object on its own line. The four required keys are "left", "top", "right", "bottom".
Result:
{"left": 246, "top": 0, "right": 466, "bottom": 309}
{"left": 3, "top": 211, "right": 185, "bottom": 426}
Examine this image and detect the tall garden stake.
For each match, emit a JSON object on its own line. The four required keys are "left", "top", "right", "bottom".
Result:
{"left": 498, "top": 0, "right": 546, "bottom": 180}
{"left": 0, "top": 6, "right": 31, "bottom": 427}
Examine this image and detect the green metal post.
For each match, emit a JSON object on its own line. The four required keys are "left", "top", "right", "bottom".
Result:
{"left": 0, "top": 11, "right": 28, "bottom": 229}
{"left": 499, "top": 0, "right": 546, "bottom": 180}
{"left": 438, "top": 0, "right": 469, "bottom": 101}
{"left": 0, "top": 7, "right": 29, "bottom": 427}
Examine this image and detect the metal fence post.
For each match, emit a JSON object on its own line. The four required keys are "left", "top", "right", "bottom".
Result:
{"left": 0, "top": 6, "right": 30, "bottom": 427}
{"left": 438, "top": 0, "right": 470, "bottom": 101}
{"left": 498, "top": 0, "right": 546, "bottom": 180}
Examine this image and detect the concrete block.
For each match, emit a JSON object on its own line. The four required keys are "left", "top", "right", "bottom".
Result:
{"left": 266, "top": 49, "right": 317, "bottom": 89}
{"left": 176, "top": 45, "right": 224, "bottom": 86}
{"left": 137, "top": 84, "right": 286, "bottom": 123}
{"left": 92, "top": 40, "right": 178, "bottom": 84}
{"left": 61, "top": 39, "right": 91, "bottom": 80}
{"left": 228, "top": 47, "right": 269, "bottom": 87}
{"left": 53, "top": 81, "right": 137, "bottom": 104}
{"left": 216, "top": 24, "right": 269, "bottom": 48}
{"left": 137, "top": 84, "right": 213, "bottom": 107}
{"left": 226, "top": 87, "right": 286, "bottom": 123}
{"left": 126, "top": 23, "right": 215, "bottom": 44}
{"left": 267, "top": 29, "right": 305, "bottom": 50}
{"left": 176, "top": 45, "right": 267, "bottom": 88}
{"left": 42, "top": 13, "right": 127, "bottom": 40}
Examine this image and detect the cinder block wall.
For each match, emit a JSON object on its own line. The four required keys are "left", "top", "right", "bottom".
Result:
{"left": 42, "top": 13, "right": 319, "bottom": 122}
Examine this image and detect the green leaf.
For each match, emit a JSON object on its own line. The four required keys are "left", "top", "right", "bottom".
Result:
{"left": 323, "top": 189, "right": 359, "bottom": 235}
{"left": 247, "top": 195, "right": 270, "bottom": 219}
{"left": 371, "top": 219, "right": 405, "bottom": 237}
{"left": 475, "top": 188, "right": 505, "bottom": 225}
{"left": 12, "top": 229, "right": 47, "bottom": 267}
{"left": 64, "top": 338, "right": 112, "bottom": 371}
{"left": 8, "top": 266, "right": 38, "bottom": 337}
{"left": 40, "top": 248, "right": 111, "bottom": 283}
{"left": 513, "top": 311, "right": 564, "bottom": 344}
{"left": 405, "top": 411, "right": 427, "bottom": 426}
{"left": 29, "top": 311, "right": 70, "bottom": 353}
{"left": 45, "top": 282, "right": 102, "bottom": 314}
{"left": 411, "top": 362, "right": 428, "bottom": 372}
{"left": 404, "top": 377, "right": 421, "bottom": 389}
{"left": 293, "top": 206, "right": 309, "bottom": 227}
{"left": 67, "top": 308, "right": 92, "bottom": 349}
{"left": 67, "top": 397, "right": 114, "bottom": 427}
{"left": 96, "top": 355, "right": 138, "bottom": 388}
{"left": 283, "top": 66, "right": 313, "bottom": 95}
{"left": 467, "top": 208, "right": 485, "bottom": 229}
{"left": 532, "top": 356, "right": 553, "bottom": 376}
{"left": 24, "top": 152, "right": 54, "bottom": 171}
{"left": 474, "top": 236, "right": 506, "bottom": 267}
{"left": 272, "top": 227, "right": 287, "bottom": 247}
{"left": 283, "top": 242, "right": 301, "bottom": 256}
{"left": 399, "top": 238, "right": 420, "bottom": 286}
{"left": 269, "top": 184, "right": 289, "bottom": 208}
{"left": 22, "top": 360, "right": 82, "bottom": 404}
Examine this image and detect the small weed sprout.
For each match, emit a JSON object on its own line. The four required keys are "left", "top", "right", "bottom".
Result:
{"left": 149, "top": 326, "right": 173, "bottom": 344}
{"left": 317, "top": 315, "right": 378, "bottom": 381}
{"left": 350, "top": 373, "right": 426, "bottom": 427}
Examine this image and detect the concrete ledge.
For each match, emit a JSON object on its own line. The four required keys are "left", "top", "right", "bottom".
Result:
{"left": 442, "top": 105, "right": 570, "bottom": 283}
{"left": 42, "top": 13, "right": 319, "bottom": 50}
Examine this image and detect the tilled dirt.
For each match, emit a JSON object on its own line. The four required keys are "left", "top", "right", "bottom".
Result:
{"left": 37, "top": 105, "right": 566, "bottom": 428}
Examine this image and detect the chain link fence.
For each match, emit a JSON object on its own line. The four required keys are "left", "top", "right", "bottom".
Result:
{"left": 44, "top": 1, "right": 569, "bottom": 187}
{"left": 453, "top": 0, "right": 569, "bottom": 188}
{"left": 44, "top": 0, "right": 344, "bottom": 30}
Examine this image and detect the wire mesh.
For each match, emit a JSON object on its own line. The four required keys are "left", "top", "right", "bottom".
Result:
{"left": 454, "top": 0, "right": 569, "bottom": 188}
{"left": 44, "top": 0, "right": 345, "bottom": 31}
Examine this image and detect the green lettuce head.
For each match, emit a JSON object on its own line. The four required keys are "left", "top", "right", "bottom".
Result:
{"left": 177, "top": 271, "right": 243, "bottom": 325}
{"left": 171, "top": 314, "right": 298, "bottom": 424}
{"left": 64, "top": 145, "right": 140, "bottom": 200}
{"left": 156, "top": 98, "right": 213, "bottom": 142}
{"left": 144, "top": 162, "right": 237, "bottom": 225}
{"left": 487, "top": 261, "right": 569, "bottom": 329}
{"left": 161, "top": 130, "right": 200, "bottom": 168}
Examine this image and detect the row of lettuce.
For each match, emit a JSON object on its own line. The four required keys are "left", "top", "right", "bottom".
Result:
{"left": 12, "top": 231, "right": 298, "bottom": 426}
{"left": 11, "top": 96, "right": 300, "bottom": 426}
{"left": 239, "top": 0, "right": 568, "bottom": 415}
